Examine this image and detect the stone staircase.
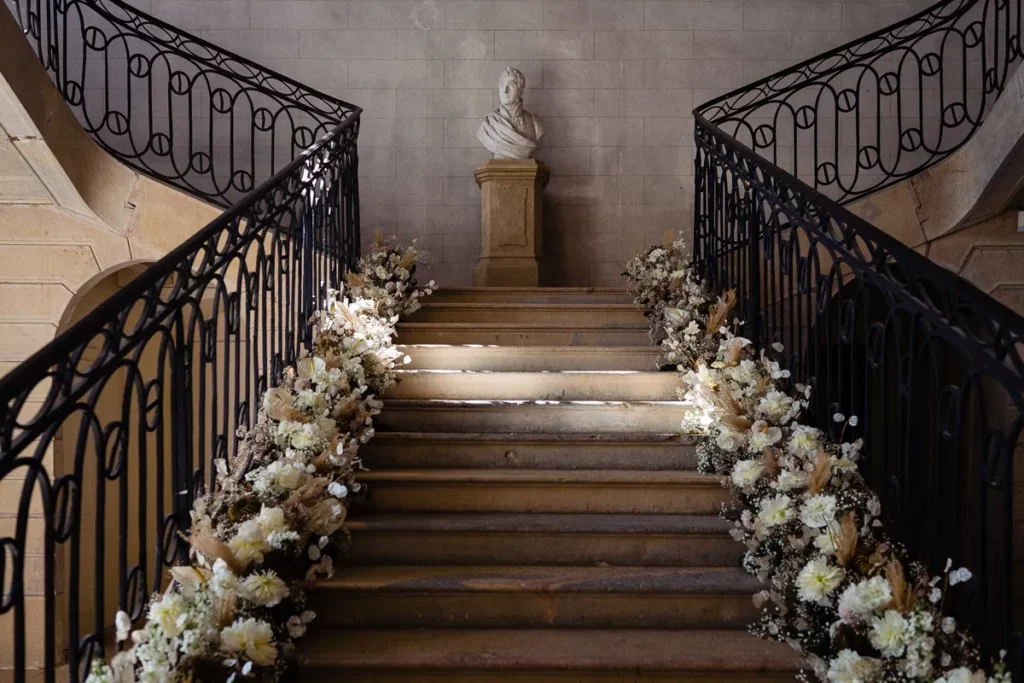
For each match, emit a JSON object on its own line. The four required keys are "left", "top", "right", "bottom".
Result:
{"left": 299, "top": 288, "right": 801, "bottom": 682}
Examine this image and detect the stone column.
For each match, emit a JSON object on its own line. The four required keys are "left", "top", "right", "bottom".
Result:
{"left": 472, "top": 158, "right": 550, "bottom": 287}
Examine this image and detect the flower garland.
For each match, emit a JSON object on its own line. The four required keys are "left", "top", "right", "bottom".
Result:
{"left": 626, "top": 235, "right": 1011, "bottom": 683}
{"left": 87, "top": 238, "right": 434, "bottom": 683}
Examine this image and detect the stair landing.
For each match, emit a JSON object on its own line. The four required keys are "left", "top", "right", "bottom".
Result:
{"left": 299, "top": 288, "right": 799, "bottom": 681}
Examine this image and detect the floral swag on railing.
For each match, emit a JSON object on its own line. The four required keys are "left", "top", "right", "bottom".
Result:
{"left": 626, "top": 236, "right": 1011, "bottom": 683}
{"left": 87, "top": 238, "right": 434, "bottom": 683}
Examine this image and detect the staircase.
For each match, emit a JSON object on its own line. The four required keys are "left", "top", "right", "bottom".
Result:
{"left": 299, "top": 287, "right": 800, "bottom": 682}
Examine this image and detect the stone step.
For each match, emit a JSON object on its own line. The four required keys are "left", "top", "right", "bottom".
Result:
{"left": 427, "top": 287, "right": 633, "bottom": 305}
{"left": 297, "top": 628, "right": 801, "bottom": 681}
{"left": 345, "top": 513, "right": 741, "bottom": 566}
{"left": 359, "top": 432, "right": 698, "bottom": 471}
{"left": 377, "top": 400, "right": 694, "bottom": 433}
{"left": 407, "top": 303, "right": 647, "bottom": 325}
{"left": 398, "top": 345, "right": 661, "bottom": 371}
{"left": 390, "top": 370, "right": 681, "bottom": 401}
{"left": 357, "top": 469, "right": 729, "bottom": 514}
{"left": 314, "top": 566, "right": 760, "bottom": 629}
{"left": 395, "top": 322, "right": 650, "bottom": 347}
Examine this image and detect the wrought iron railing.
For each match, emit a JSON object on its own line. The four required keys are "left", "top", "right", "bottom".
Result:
{"left": 694, "top": 0, "right": 1024, "bottom": 671}
{"left": 5, "top": 0, "right": 354, "bottom": 207}
{"left": 0, "top": 0, "right": 360, "bottom": 681}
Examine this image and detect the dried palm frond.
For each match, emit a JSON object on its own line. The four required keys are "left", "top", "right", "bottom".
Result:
{"left": 836, "top": 511, "right": 858, "bottom": 567}
{"left": 885, "top": 559, "right": 911, "bottom": 612}
{"left": 711, "top": 389, "right": 752, "bottom": 433}
{"left": 345, "top": 271, "right": 368, "bottom": 288}
{"left": 754, "top": 375, "right": 772, "bottom": 399}
{"left": 661, "top": 231, "right": 676, "bottom": 250}
{"left": 374, "top": 229, "right": 385, "bottom": 248}
{"left": 331, "top": 394, "right": 360, "bottom": 420}
{"left": 398, "top": 249, "right": 417, "bottom": 270}
{"left": 807, "top": 450, "right": 831, "bottom": 494}
{"left": 704, "top": 289, "right": 737, "bottom": 337}
{"left": 188, "top": 527, "right": 244, "bottom": 575}
{"left": 216, "top": 591, "right": 238, "bottom": 627}
{"left": 761, "top": 448, "right": 780, "bottom": 477}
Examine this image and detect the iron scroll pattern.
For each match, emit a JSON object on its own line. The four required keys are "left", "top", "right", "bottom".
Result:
{"left": 0, "top": 113, "right": 360, "bottom": 682}
{"left": 692, "top": 6, "right": 1024, "bottom": 672}
{"left": 6, "top": 0, "right": 356, "bottom": 207}
{"left": 696, "top": 0, "right": 1023, "bottom": 204}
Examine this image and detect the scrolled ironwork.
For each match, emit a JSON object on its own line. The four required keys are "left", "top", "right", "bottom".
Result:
{"left": 698, "top": 0, "right": 1023, "bottom": 203}
{"left": 694, "top": 0, "right": 1024, "bottom": 671}
{"left": 5, "top": 0, "right": 357, "bottom": 207}
{"left": 0, "top": 0, "right": 362, "bottom": 680}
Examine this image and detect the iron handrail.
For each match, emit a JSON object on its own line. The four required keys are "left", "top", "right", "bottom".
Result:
{"left": 692, "top": 0, "right": 1024, "bottom": 668}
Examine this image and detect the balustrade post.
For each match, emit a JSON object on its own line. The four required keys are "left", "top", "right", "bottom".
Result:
{"left": 170, "top": 316, "right": 193, "bottom": 565}
{"left": 746, "top": 189, "right": 761, "bottom": 348}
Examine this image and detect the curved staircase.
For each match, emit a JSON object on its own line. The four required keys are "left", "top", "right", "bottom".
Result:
{"left": 299, "top": 288, "right": 800, "bottom": 682}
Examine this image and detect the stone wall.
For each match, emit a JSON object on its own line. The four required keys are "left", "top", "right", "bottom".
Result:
{"left": 131, "top": 0, "right": 929, "bottom": 286}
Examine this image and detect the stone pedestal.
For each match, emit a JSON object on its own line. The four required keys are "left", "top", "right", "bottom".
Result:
{"left": 472, "top": 158, "right": 550, "bottom": 287}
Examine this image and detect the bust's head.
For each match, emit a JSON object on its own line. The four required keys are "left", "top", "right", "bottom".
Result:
{"left": 498, "top": 67, "right": 526, "bottom": 106}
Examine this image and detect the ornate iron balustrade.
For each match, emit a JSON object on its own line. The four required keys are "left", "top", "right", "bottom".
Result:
{"left": 0, "top": 1, "right": 361, "bottom": 681}
{"left": 700, "top": 0, "right": 1023, "bottom": 204}
{"left": 693, "top": 0, "right": 1024, "bottom": 671}
{"left": 5, "top": 0, "right": 356, "bottom": 207}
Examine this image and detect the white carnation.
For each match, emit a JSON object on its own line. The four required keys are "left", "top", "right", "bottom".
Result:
{"left": 147, "top": 593, "right": 186, "bottom": 638}
{"left": 730, "top": 459, "right": 764, "bottom": 488}
{"left": 220, "top": 617, "right": 278, "bottom": 666}
{"left": 757, "top": 494, "right": 794, "bottom": 527}
{"left": 239, "top": 570, "right": 289, "bottom": 607}
{"left": 795, "top": 556, "right": 845, "bottom": 605}
{"left": 869, "top": 609, "right": 910, "bottom": 657}
{"left": 838, "top": 576, "right": 892, "bottom": 623}
{"left": 826, "top": 649, "right": 880, "bottom": 683}
{"left": 800, "top": 494, "right": 837, "bottom": 529}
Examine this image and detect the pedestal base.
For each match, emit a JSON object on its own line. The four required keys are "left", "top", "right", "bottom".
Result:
{"left": 472, "top": 257, "right": 551, "bottom": 287}
{"left": 472, "top": 158, "right": 550, "bottom": 287}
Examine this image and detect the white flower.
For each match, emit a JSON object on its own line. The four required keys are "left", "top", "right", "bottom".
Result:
{"left": 833, "top": 413, "right": 845, "bottom": 423}
{"left": 716, "top": 429, "right": 741, "bottom": 452}
{"left": 848, "top": 415, "right": 859, "bottom": 426}
{"left": 941, "top": 616, "right": 956, "bottom": 634}
{"left": 800, "top": 494, "right": 837, "bottom": 529}
{"left": 240, "top": 570, "right": 290, "bottom": 607}
{"left": 229, "top": 519, "right": 271, "bottom": 566}
{"left": 826, "top": 649, "right": 880, "bottom": 683}
{"left": 869, "top": 609, "right": 910, "bottom": 657}
{"left": 730, "top": 459, "right": 764, "bottom": 489}
{"left": 147, "top": 593, "right": 186, "bottom": 638}
{"left": 929, "top": 587, "right": 942, "bottom": 604}
{"left": 838, "top": 576, "right": 892, "bottom": 623}
{"left": 115, "top": 610, "right": 131, "bottom": 642}
{"left": 757, "top": 494, "right": 794, "bottom": 527}
{"left": 211, "top": 558, "right": 238, "bottom": 598}
{"left": 787, "top": 424, "right": 822, "bottom": 459}
{"left": 795, "top": 557, "right": 845, "bottom": 605}
{"left": 757, "top": 390, "right": 794, "bottom": 420}
{"left": 327, "top": 481, "right": 348, "bottom": 498}
{"left": 747, "top": 422, "right": 783, "bottom": 452}
{"left": 949, "top": 567, "right": 972, "bottom": 585}
{"left": 220, "top": 618, "right": 278, "bottom": 666}
{"left": 934, "top": 668, "right": 984, "bottom": 683}
{"left": 773, "top": 469, "right": 808, "bottom": 491}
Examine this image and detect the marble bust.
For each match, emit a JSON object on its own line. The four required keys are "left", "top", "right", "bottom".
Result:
{"left": 477, "top": 67, "right": 544, "bottom": 159}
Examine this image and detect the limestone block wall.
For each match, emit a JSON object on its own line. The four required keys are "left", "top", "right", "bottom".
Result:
{"left": 125, "top": 0, "right": 929, "bottom": 286}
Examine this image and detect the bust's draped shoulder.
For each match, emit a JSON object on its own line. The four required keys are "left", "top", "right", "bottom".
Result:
{"left": 477, "top": 111, "right": 543, "bottom": 159}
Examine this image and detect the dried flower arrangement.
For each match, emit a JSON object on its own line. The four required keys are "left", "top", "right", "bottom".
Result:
{"left": 625, "top": 235, "right": 1011, "bottom": 683}
{"left": 86, "top": 237, "right": 433, "bottom": 683}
